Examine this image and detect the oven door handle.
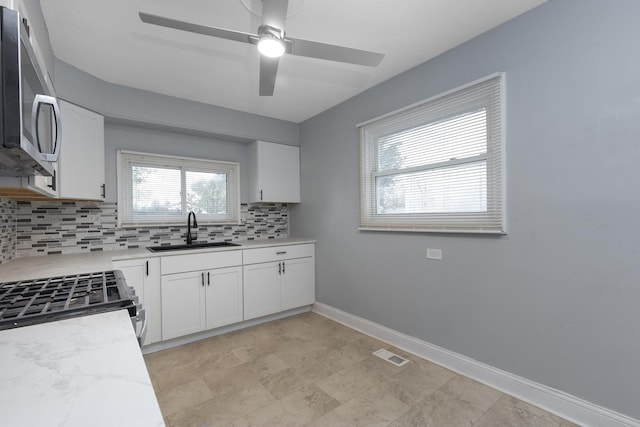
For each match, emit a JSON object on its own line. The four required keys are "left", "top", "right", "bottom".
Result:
{"left": 136, "top": 306, "right": 147, "bottom": 347}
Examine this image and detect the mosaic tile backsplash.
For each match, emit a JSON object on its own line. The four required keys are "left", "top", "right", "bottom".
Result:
{"left": 0, "top": 197, "right": 17, "bottom": 263}
{"left": 9, "top": 201, "right": 288, "bottom": 258}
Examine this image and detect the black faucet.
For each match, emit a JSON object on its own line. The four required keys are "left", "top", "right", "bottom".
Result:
{"left": 186, "top": 211, "right": 198, "bottom": 245}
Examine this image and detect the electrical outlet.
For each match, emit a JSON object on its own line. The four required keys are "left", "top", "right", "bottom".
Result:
{"left": 426, "top": 248, "right": 442, "bottom": 260}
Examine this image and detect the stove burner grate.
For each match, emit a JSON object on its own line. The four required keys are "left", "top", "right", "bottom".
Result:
{"left": 0, "top": 271, "right": 135, "bottom": 330}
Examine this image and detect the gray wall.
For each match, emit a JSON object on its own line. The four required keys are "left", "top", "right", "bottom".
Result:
{"left": 53, "top": 61, "right": 299, "bottom": 203}
{"left": 291, "top": 0, "right": 640, "bottom": 419}
{"left": 54, "top": 60, "right": 299, "bottom": 146}
{"left": 104, "top": 124, "right": 250, "bottom": 203}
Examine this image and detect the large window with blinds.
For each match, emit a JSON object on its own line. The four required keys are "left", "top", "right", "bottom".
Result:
{"left": 359, "top": 74, "right": 506, "bottom": 233}
{"left": 117, "top": 150, "right": 240, "bottom": 227}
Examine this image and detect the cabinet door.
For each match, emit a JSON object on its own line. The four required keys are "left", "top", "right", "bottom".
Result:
{"left": 113, "top": 260, "right": 146, "bottom": 345}
{"left": 58, "top": 100, "right": 105, "bottom": 200}
{"left": 281, "top": 257, "right": 315, "bottom": 310}
{"left": 113, "top": 261, "right": 146, "bottom": 302}
{"left": 113, "top": 258, "right": 161, "bottom": 345}
{"left": 205, "top": 266, "right": 243, "bottom": 329}
{"left": 251, "top": 141, "right": 300, "bottom": 203}
{"left": 161, "top": 271, "right": 206, "bottom": 340}
{"left": 243, "top": 262, "right": 281, "bottom": 320}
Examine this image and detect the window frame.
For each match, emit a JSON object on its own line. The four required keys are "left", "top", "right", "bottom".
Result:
{"left": 116, "top": 150, "right": 241, "bottom": 227}
{"left": 358, "top": 73, "right": 506, "bottom": 234}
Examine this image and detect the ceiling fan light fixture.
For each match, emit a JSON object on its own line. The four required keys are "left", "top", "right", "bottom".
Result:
{"left": 257, "top": 36, "right": 285, "bottom": 58}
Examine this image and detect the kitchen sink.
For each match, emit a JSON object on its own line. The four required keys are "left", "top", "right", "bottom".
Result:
{"left": 147, "top": 241, "right": 241, "bottom": 253}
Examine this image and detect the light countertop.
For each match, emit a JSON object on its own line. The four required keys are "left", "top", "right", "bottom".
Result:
{"left": 0, "top": 238, "right": 315, "bottom": 282}
{"left": 0, "top": 310, "right": 165, "bottom": 427}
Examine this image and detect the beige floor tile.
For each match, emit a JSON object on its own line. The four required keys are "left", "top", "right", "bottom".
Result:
{"left": 203, "top": 364, "right": 262, "bottom": 398}
{"left": 144, "top": 344, "right": 194, "bottom": 374}
{"left": 154, "top": 350, "right": 244, "bottom": 391}
{"left": 320, "top": 341, "right": 372, "bottom": 372}
{"left": 232, "top": 384, "right": 339, "bottom": 427}
{"left": 183, "top": 334, "right": 231, "bottom": 360}
{"left": 167, "top": 381, "right": 276, "bottom": 427}
{"left": 157, "top": 378, "right": 214, "bottom": 417}
{"left": 439, "top": 375, "right": 503, "bottom": 412}
{"left": 316, "top": 361, "right": 385, "bottom": 403}
{"left": 272, "top": 337, "right": 328, "bottom": 367}
{"left": 247, "top": 353, "right": 290, "bottom": 380}
{"left": 147, "top": 313, "right": 578, "bottom": 427}
{"left": 379, "top": 358, "right": 458, "bottom": 406}
{"left": 231, "top": 334, "right": 291, "bottom": 363}
{"left": 246, "top": 320, "right": 291, "bottom": 341}
{"left": 308, "top": 385, "right": 409, "bottom": 427}
{"left": 259, "top": 356, "right": 335, "bottom": 399}
{"left": 475, "top": 395, "right": 566, "bottom": 427}
{"left": 389, "top": 388, "right": 485, "bottom": 427}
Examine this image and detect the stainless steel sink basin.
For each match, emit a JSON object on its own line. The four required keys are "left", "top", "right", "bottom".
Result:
{"left": 147, "top": 241, "right": 241, "bottom": 253}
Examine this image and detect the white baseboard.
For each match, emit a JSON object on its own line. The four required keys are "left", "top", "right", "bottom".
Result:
{"left": 313, "top": 302, "right": 639, "bottom": 427}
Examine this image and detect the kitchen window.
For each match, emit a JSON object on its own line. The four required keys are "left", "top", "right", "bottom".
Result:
{"left": 117, "top": 150, "right": 240, "bottom": 227}
{"left": 359, "top": 73, "right": 506, "bottom": 233}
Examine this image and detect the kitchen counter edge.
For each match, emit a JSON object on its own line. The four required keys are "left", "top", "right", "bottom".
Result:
{"left": 0, "top": 238, "right": 316, "bottom": 281}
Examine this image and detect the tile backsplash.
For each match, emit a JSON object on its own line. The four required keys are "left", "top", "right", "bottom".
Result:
{"left": 5, "top": 201, "right": 288, "bottom": 259}
{"left": 0, "top": 197, "right": 17, "bottom": 263}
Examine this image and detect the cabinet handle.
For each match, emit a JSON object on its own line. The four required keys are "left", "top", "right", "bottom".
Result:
{"left": 145, "top": 260, "right": 149, "bottom": 276}
{"left": 278, "top": 262, "right": 282, "bottom": 274}
{"left": 276, "top": 251, "right": 287, "bottom": 255}
{"left": 260, "top": 189, "right": 263, "bottom": 201}
{"left": 47, "top": 170, "right": 57, "bottom": 191}
{"left": 282, "top": 261, "right": 285, "bottom": 274}
{"left": 207, "top": 272, "right": 210, "bottom": 286}
{"left": 201, "top": 272, "right": 205, "bottom": 286}
{"left": 100, "top": 183, "right": 106, "bottom": 198}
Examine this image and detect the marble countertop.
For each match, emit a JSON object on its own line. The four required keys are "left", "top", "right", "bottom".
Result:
{"left": 0, "top": 237, "right": 315, "bottom": 282}
{"left": 0, "top": 310, "right": 165, "bottom": 426}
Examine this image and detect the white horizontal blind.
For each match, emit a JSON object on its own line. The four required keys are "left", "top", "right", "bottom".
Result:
{"left": 117, "top": 151, "right": 240, "bottom": 227}
{"left": 359, "top": 74, "right": 506, "bottom": 233}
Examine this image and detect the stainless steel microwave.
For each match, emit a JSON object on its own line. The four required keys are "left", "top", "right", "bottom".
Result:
{"left": 0, "top": 6, "right": 61, "bottom": 177}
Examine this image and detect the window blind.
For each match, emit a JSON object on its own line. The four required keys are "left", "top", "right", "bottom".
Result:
{"left": 359, "top": 73, "right": 506, "bottom": 233}
{"left": 117, "top": 150, "right": 240, "bottom": 227}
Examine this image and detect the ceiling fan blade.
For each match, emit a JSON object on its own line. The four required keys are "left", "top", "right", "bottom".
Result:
{"left": 259, "top": 56, "right": 280, "bottom": 96}
{"left": 261, "top": 0, "right": 289, "bottom": 29}
{"left": 287, "top": 37, "right": 385, "bottom": 67}
{"left": 139, "top": 12, "right": 257, "bottom": 45}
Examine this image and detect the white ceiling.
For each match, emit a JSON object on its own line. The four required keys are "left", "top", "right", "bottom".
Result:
{"left": 41, "top": 0, "right": 546, "bottom": 123}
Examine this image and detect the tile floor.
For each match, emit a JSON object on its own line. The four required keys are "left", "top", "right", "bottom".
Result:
{"left": 144, "top": 312, "right": 579, "bottom": 427}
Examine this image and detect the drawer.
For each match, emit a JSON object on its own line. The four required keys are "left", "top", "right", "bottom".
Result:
{"left": 161, "top": 250, "right": 242, "bottom": 274}
{"left": 243, "top": 244, "right": 314, "bottom": 265}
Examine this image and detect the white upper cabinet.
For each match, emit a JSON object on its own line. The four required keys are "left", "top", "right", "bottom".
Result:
{"left": 248, "top": 140, "right": 300, "bottom": 203}
{"left": 57, "top": 100, "right": 105, "bottom": 200}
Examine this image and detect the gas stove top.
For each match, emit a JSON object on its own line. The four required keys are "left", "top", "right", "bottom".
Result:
{"left": 0, "top": 271, "right": 137, "bottom": 331}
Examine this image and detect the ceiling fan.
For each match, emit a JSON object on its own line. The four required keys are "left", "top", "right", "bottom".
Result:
{"left": 139, "top": 0, "right": 385, "bottom": 96}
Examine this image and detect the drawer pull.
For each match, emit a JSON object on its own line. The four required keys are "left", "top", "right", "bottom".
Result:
{"left": 276, "top": 251, "right": 287, "bottom": 255}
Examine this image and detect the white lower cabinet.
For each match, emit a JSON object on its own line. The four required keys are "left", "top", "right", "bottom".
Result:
{"left": 112, "top": 258, "right": 161, "bottom": 345}
{"left": 281, "top": 257, "right": 315, "bottom": 311}
{"left": 160, "top": 271, "right": 206, "bottom": 340}
{"left": 243, "top": 244, "right": 315, "bottom": 321}
{"left": 243, "top": 262, "right": 282, "bottom": 320}
{"left": 160, "top": 251, "right": 243, "bottom": 341}
{"left": 118, "top": 243, "right": 315, "bottom": 344}
{"left": 206, "top": 267, "right": 244, "bottom": 329}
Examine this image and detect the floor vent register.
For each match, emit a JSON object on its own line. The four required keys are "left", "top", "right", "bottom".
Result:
{"left": 373, "top": 348, "right": 410, "bottom": 367}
